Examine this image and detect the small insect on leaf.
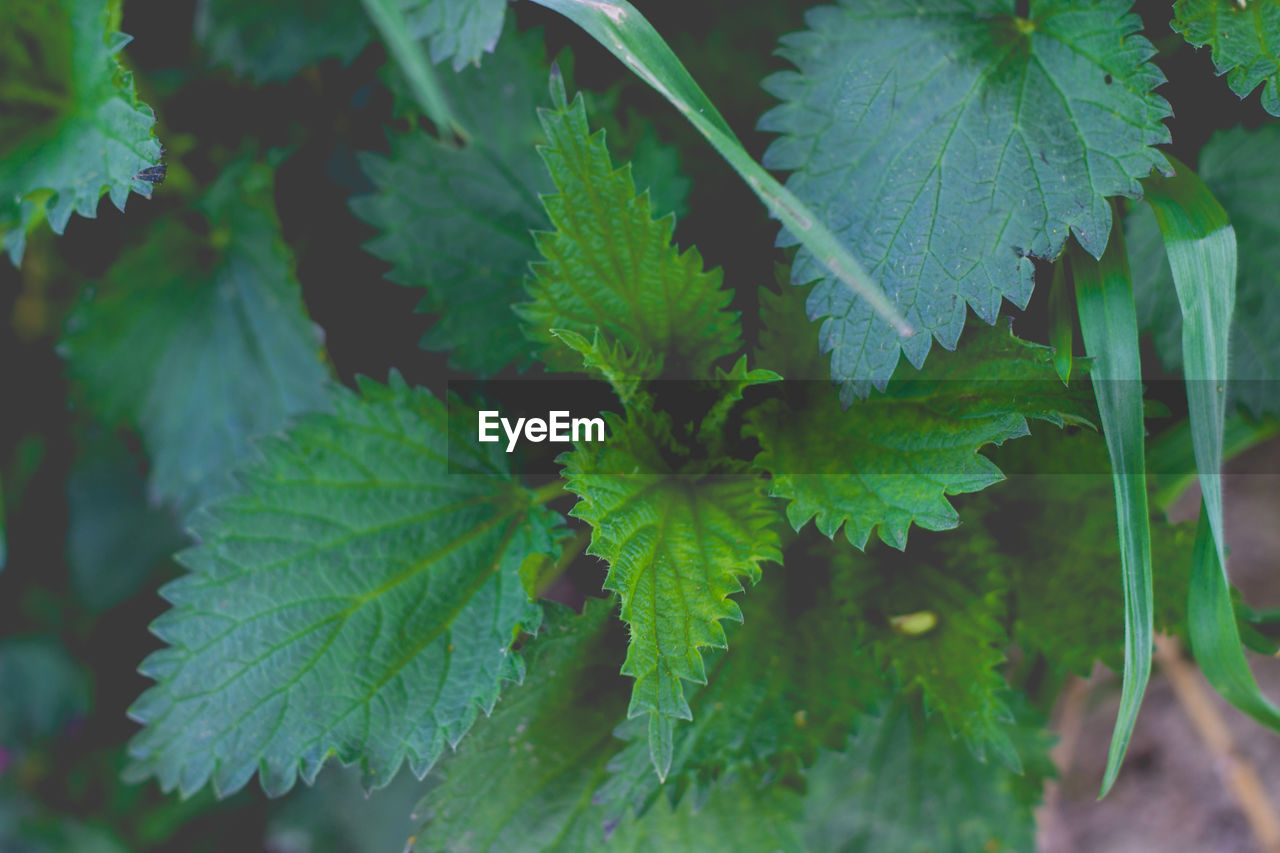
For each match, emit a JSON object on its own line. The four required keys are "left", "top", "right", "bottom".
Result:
{"left": 134, "top": 164, "right": 167, "bottom": 185}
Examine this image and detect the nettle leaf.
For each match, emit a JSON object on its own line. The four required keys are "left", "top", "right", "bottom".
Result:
{"left": 759, "top": 0, "right": 1171, "bottom": 396}
{"left": 411, "top": 598, "right": 627, "bottom": 852}
{"left": 597, "top": 557, "right": 885, "bottom": 820}
{"left": 401, "top": 0, "right": 508, "bottom": 72}
{"left": 519, "top": 85, "right": 739, "bottom": 378}
{"left": 195, "top": 0, "right": 372, "bottom": 82}
{"left": 353, "top": 27, "right": 552, "bottom": 374}
{"left": 197, "top": 0, "right": 510, "bottom": 83}
{"left": 605, "top": 779, "right": 806, "bottom": 853}
{"left": 1173, "top": 0, "right": 1280, "bottom": 116}
{"left": 62, "top": 158, "right": 330, "bottom": 516}
{"left": 1130, "top": 125, "right": 1280, "bottom": 417}
{"left": 834, "top": 534, "right": 1019, "bottom": 769}
{"left": 0, "top": 0, "right": 162, "bottom": 264}
{"left": 803, "top": 697, "right": 1053, "bottom": 853}
{"left": 749, "top": 284, "right": 1094, "bottom": 550}
{"left": 124, "top": 377, "right": 565, "bottom": 798}
{"left": 563, "top": 416, "right": 781, "bottom": 781}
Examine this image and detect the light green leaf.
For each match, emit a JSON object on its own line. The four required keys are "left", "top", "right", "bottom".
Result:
{"left": 759, "top": 0, "right": 1171, "bottom": 397}
{"left": 411, "top": 598, "right": 627, "bottom": 852}
{"left": 123, "top": 377, "right": 565, "bottom": 798}
{"left": 562, "top": 417, "right": 781, "bottom": 781}
{"left": 0, "top": 0, "right": 162, "bottom": 264}
{"left": 525, "top": 0, "right": 911, "bottom": 342}
{"left": 362, "top": 0, "right": 467, "bottom": 140}
{"left": 352, "top": 27, "right": 552, "bottom": 374}
{"left": 1069, "top": 214, "right": 1152, "bottom": 796}
{"left": 803, "top": 696, "right": 1053, "bottom": 853}
{"left": 62, "top": 157, "right": 330, "bottom": 516}
{"left": 519, "top": 85, "right": 740, "bottom": 378}
{"left": 1130, "top": 125, "right": 1280, "bottom": 418}
{"left": 597, "top": 559, "right": 885, "bottom": 820}
{"left": 1173, "top": 0, "right": 1280, "bottom": 115}
{"left": 748, "top": 290, "right": 1093, "bottom": 550}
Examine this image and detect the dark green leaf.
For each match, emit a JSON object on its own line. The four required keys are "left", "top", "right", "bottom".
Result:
{"left": 0, "top": 0, "right": 162, "bottom": 264}
{"left": 759, "top": 0, "right": 1171, "bottom": 397}
{"left": 124, "top": 377, "right": 565, "bottom": 798}
{"left": 411, "top": 599, "right": 627, "bottom": 852}
{"left": 352, "top": 28, "right": 552, "bottom": 374}
{"left": 62, "top": 157, "right": 331, "bottom": 516}
{"left": 1172, "top": 0, "right": 1280, "bottom": 116}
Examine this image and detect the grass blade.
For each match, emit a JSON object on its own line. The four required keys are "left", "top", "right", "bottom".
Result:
{"left": 1148, "top": 415, "right": 1280, "bottom": 514}
{"left": 361, "top": 0, "right": 469, "bottom": 142}
{"left": 1188, "top": 505, "right": 1280, "bottom": 728}
{"left": 1142, "top": 157, "right": 1280, "bottom": 732}
{"left": 524, "top": 0, "right": 913, "bottom": 338}
{"left": 1140, "top": 156, "right": 1234, "bottom": 561}
{"left": 1070, "top": 216, "right": 1152, "bottom": 798}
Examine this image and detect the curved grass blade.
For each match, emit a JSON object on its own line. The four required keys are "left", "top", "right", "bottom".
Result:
{"left": 1148, "top": 415, "right": 1280, "bottom": 514}
{"left": 1141, "top": 158, "right": 1280, "bottom": 733}
{"left": 524, "top": 0, "right": 912, "bottom": 338}
{"left": 1188, "top": 505, "right": 1280, "bottom": 730}
{"left": 1048, "top": 259, "right": 1075, "bottom": 384}
{"left": 361, "top": 0, "right": 469, "bottom": 142}
{"left": 1070, "top": 218, "right": 1152, "bottom": 798}
{"left": 1139, "top": 157, "right": 1234, "bottom": 560}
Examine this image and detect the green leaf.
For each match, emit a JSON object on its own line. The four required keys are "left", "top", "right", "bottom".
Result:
{"left": 66, "top": 442, "right": 187, "bottom": 611}
{"left": 802, "top": 696, "right": 1053, "bottom": 853}
{"left": 123, "top": 377, "right": 565, "bottom": 798}
{"left": 605, "top": 779, "right": 806, "bottom": 853}
{"left": 748, "top": 297, "right": 1094, "bottom": 550}
{"left": 562, "top": 417, "right": 781, "bottom": 781}
{"left": 833, "top": 535, "right": 1019, "bottom": 769}
{"left": 597, "top": 558, "right": 885, "bottom": 820}
{"left": 362, "top": 0, "right": 468, "bottom": 141}
{"left": 0, "top": 0, "right": 162, "bottom": 264}
{"left": 400, "top": 0, "right": 508, "bottom": 72}
{"left": 525, "top": 0, "right": 911, "bottom": 340}
{"left": 62, "top": 157, "right": 331, "bottom": 516}
{"left": 759, "top": 0, "right": 1171, "bottom": 397}
{"left": 1172, "top": 0, "right": 1280, "bottom": 116}
{"left": 352, "top": 27, "right": 552, "bottom": 374}
{"left": 411, "top": 598, "right": 627, "bottom": 852}
{"left": 196, "top": 0, "right": 371, "bottom": 81}
{"left": 1130, "top": 125, "right": 1280, "bottom": 418}
{"left": 519, "top": 87, "right": 740, "bottom": 378}
{"left": 1069, "top": 214, "right": 1152, "bottom": 796}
